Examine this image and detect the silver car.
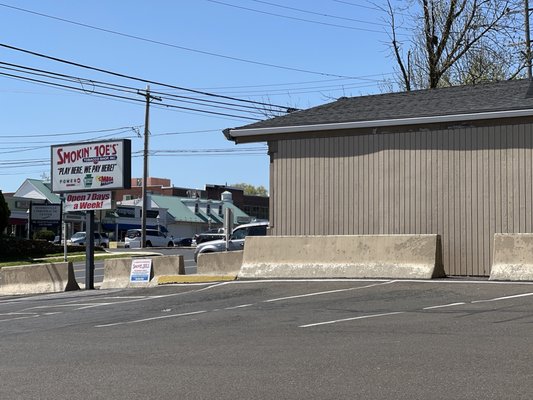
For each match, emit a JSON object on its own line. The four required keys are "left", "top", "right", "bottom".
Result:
{"left": 68, "top": 232, "right": 109, "bottom": 248}
{"left": 194, "top": 221, "right": 268, "bottom": 262}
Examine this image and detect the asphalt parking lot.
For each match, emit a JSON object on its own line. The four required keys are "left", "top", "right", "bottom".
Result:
{"left": 1, "top": 279, "right": 533, "bottom": 399}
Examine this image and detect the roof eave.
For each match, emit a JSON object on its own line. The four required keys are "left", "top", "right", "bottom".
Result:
{"left": 226, "top": 109, "right": 533, "bottom": 141}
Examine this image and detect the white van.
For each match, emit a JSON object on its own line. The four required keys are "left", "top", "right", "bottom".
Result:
{"left": 124, "top": 229, "right": 174, "bottom": 248}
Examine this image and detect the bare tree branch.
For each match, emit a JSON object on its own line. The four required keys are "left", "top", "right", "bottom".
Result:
{"left": 383, "top": 0, "right": 524, "bottom": 90}
{"left": 388, "top": 1, "right": 411, "bottom": 90}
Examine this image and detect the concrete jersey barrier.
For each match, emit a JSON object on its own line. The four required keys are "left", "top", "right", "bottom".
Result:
{"left": 197, "top": 251, "right": 243, "bottom": 276}
{"left": 239, "top": 235, "right": 444, "bottom": 280}
{"left": 490, "top": 233, "right": 533, "bottom": 281}
{"left": 100, "top": 255, "right": 185, "bottom": 289}
{"left": 0, "top": 262, "right": 80, "bottom": 295}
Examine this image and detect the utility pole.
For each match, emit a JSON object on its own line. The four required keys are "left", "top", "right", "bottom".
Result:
{"left": 526, "top": 0, "right": 532, "bottom": 79}
{"left": 139, "top": 85, "right": 161, "bottom": 248}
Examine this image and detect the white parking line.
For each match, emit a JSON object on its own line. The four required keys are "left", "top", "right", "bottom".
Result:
{"left": 423, "top": 302, "right": 466, "bottom": 310}
{"left": 95, "top": 310, "right": 208, "bottom": 328}
{"left": 0, "top": 312, "right": 38, "bottom": 316}
{"left": 471, "top": 292, "right": 533, "bottom": 303}
{"left": 264, "top": 281, "right": 395, "bottom": 303}
{"left": 25, "top": 304, "right": 101, "bottom": 310}
{"left": 299, "top": 311, "right": 405, "bottom": 328}
{"left": 0, "top": 315, "right": 40, "bottom": 322}
{"left": 225, "top": 304, "right": 254, "bottom": 310}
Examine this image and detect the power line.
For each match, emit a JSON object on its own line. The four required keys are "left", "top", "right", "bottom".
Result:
{"left": 247, "top": 0, "right": 389, "bottom": 27}
{"left": 0, "top": 129, "right": 221, "bottom": 143}
{"left": 0, "top": 43, "right": 291, "bottom": 111}
{"left": 332, "top": 0, "right": 386, "bottom": 12}
{"left": 0, "top": 125, "right": 138, "bottom": 138}
{"left": 0, "top": 146, "right": 269, "bottom": 168}
{"left": 0, "top": 129, "right": 136, "bottom": 155}
{"left": 183, "top": 80, "right": 383, "bottom": 97}
{"left": 0, "top": 63, "right": 283, "bottom": 119}
{"left": 1, "top": 72, "right": 160, "bottom": 111}
{"left": 145, "top": 92, "right": 276, "bottom": 117}
{"left": 0, "top": 61, "right": 285, "bottom": 115}
{"left": 176, "top": 73, "right": 393, "bottom": 90}
{"left": 0, "top": 70, "right": 145, "bottom": 104}
{"left": 151, "top": 129, "right": 221, "bottom": 137}
{"left": 0, "top": 50, "right": 291, "bottom": 113}
{"left": 0, "top": 169, "right": 47, "bottom": 176}
{"left": 0, "top": 70, "right": 262, "bottom": 121}
{"left": 0, "top": 3, "right": 362, "bottom": 80}
{"left": 0, "top": 62, "right": 382, "bottom": 118}
{"left": 1, "top": 71, "right": 257, "bottom": 123}
{"left": 149, "top": 147, "right": 268, "bottom": 155}
{"left": 150, "top": 153, "right": 267, "bottom": 157}
{"left": 205, "top": 0, "right": 386, "bottom": 33}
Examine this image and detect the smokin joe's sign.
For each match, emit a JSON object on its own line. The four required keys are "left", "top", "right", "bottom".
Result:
{"left": 51, "top": 139, "right": 131, "bottom": 193}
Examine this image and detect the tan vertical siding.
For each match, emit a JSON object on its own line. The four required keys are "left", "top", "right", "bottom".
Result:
{"left": 269, "top": 123, "right": 533, "bottom": 276}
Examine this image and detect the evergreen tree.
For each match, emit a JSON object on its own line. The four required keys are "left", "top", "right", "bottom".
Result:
{"left": 0, "top": 190, "right": 11, "bottom": 234}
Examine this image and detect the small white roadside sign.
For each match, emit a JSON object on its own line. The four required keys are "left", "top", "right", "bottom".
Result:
{"left": 130, "top": 259, "right": 152, "bottom": 283}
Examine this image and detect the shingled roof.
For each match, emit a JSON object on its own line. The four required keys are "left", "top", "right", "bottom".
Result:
{"left": 225, "top": 79, "right": 533, "bottom": 141}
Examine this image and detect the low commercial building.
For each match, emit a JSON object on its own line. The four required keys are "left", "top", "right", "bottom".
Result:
{"left": 225, "top": 79, "right": 533, "bottom": 277}
{"left": 115, "top": 193, "right": 250, "bottom": 240}
{"left": 11, "top": 179, "right": 84, "bottom": 239}
{"left": 115, "top": 178, "right": 269, "bottom": 221}
{"left": 12, "top": 179, "right": 251, "bottom": 242}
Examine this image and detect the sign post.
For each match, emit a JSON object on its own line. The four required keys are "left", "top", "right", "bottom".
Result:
{"left": 50, "top": 139, "right": 131, "bottom": 290}
{"left": 85, "top": 210, "right": 95, "bottom": 290}
{"left": 224, "top": 208, "right": 233, "bottom": 251}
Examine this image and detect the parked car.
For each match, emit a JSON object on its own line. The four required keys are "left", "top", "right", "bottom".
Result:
{"left": 193, "top": 229, "right": 225, "bottom": 245}
{"left": 125, "top": 229, "right": 174, "bottom": 248}
{"left": 68, "top": 232, "right": 110, "bottom": 248}
{"left": 194, "top": 221, "right": 268, "bottom": 262}
{"left": 173, "top": 237, "right": 193, "bottom": 247}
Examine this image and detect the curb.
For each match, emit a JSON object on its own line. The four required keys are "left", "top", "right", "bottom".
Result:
{"left": 157, "top": 275, "right": 237, "bottom": 284}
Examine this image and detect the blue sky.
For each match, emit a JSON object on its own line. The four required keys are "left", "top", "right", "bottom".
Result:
{"left": 0, "top": 0, "right": 400, "bottom": 194}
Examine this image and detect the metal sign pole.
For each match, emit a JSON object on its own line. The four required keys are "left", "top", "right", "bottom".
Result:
{"left": 224, "top": 208, "right": 233, "bottom": 251}
{"left": 28, "top": 201, "right": 32, "bottom": 240}
{"left": 60, "top": 197, "right": 67, "bottom": 262}
{"left": 85, "top": 210, "right": 95, "bottom": 290}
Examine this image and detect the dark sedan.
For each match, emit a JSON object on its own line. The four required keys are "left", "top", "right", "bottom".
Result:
{"left": 173, "top": 237, "right": 193, "bottom": 247}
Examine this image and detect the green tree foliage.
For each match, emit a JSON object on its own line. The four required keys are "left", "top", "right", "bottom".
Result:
{"left": 231, "top": 183, "right": 269, "bottom": 197}
{"left": 0, "top": 190, "right": 10, "bottom": 234}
